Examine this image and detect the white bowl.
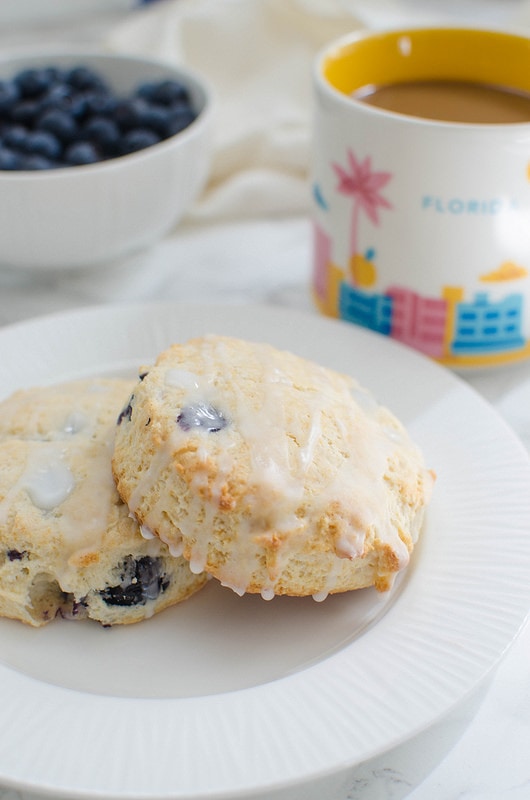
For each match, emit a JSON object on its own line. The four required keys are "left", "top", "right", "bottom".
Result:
{"left": 0, "top": 52, "right": 213, "bottom": 271}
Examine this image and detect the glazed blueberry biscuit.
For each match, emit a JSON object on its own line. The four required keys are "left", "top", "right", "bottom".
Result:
{"left": 0, "top": 379, "right": 207, "bottom": 627}
{"left": 112, "top": 336, "right": 434, "bottom": 599}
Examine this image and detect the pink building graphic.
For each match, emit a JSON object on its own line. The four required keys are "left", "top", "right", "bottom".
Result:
{"left": 387, "top": 286, "right": 448, "bottom": 358}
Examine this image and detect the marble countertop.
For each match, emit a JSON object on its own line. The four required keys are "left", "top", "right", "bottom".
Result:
{"left": 0, "top": 5, "right": 529, "bottom": 800}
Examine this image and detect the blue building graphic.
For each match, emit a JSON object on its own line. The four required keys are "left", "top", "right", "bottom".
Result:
{"left": 452, "top": 292, "right": 525, "bottom": 353}
{"left": 339, "top": 282, "right": 393, "bottom": 335}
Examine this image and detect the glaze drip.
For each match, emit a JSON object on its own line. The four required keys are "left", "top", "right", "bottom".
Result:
{"left": 122, "top": 336, "right": 432, "bottom": 598}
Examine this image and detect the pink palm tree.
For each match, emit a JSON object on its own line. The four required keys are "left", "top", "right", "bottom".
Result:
{"left": 332, "top": 149, "right": 392, "bottom": 282}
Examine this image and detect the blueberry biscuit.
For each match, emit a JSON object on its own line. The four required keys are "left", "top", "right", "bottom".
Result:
{"left": 0, "top": 379, "right": 207, "bottom": 627}
{"left": 112, "top": 336, "right": 434, "bottom": 599}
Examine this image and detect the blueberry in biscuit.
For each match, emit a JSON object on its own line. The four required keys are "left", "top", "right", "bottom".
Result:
{"left": 0, "top": 378, "right": 206, "bottom": 627}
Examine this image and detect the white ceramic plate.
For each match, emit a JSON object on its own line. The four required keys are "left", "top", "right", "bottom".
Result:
{"left": 1, "top": 303, "right": 530, "bottom": 799}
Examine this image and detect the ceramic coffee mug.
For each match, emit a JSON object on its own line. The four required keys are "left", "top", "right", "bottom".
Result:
{"left": 311, "top": 27, "right": 530, "bottom": 368}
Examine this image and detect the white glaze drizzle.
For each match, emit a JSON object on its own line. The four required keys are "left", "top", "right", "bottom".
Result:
{"left": 130, "top": 337, "right": 431, "bottom": 597}
{"left": 165, "top": 369, "right": 200, "bottom": 390}
{"left": 167, "top": 539, "right": 185, "bottom": 558}
{"left": 23, "top": 450, "right": 75, "bottom": 510}
{"left": 0, "top": 380, "right": 134, "bottom": 592}
{"left": 140, "top": 523, "right": 156, "bottom": 540}
{"left": 62, "top": 410, "right": 88, "bottom": 435}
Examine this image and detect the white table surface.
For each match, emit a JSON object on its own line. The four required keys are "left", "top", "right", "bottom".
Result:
{"left": 0, "top": 6, "right": 529, "bottom": 800}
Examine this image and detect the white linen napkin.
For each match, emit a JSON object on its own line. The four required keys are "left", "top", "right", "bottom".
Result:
{"left": 105, "top": 0, "right": 530, "bottom": 224}
{"left": 106, "top": 0, "right": 364, "bottom": 221}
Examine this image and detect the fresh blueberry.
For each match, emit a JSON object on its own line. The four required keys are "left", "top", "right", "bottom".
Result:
{"left": 0, "top": 79, "right": 20, "bottom": 114}
{"left": 65, "top": 65, "right": 108, "bottom": 93}
{"left": 64, "top": 140, "right": 100, "bottom": 165}
{"left": 66, "top": 93, "right": 90, "bottom": 120}
{"left": 135, "top": 81, "right": 160, "bottom": 103}
{"left": 23, "top": 130, "right": 62, "bottom": 159}
{"left": 36, "top": 108, "right": 78, "bottom": 142}
{"left": 19, "top": 153, "right": 57, "bottom": 170}
{"left": 40, "top": 82, "right": 72, "bottom": 109}
{"left": 14, "top": 67, "right": 54, "bottom": 98}
{"left": 82, "top": 115, "right": 120, "bottom": 152}
{"left": 177, "top": 403, "right": 228, "bottom": 433}
{"left": 82, "top": 89, "right": 117, "bottom": 117}
{"left": 113, "top": 97, "right": 147, "bottom": 131}
{"left": 0, "top": 148, "right": 20, "bottom": 170}
{"left": 99, "top": 556, "right": 168, "bottom": 607}
{"left": 41, "top": 83, "right": 87, "bottom": 119}
{"left": 120, "top": 127, "right": 160, "bottom": 155}
{"left": 42, "top": 66, "right": 66, "bottom": 84}
{"left": 10, "top": 99, "right": 43, "bottom": 125}
{"left": 2, "top": 123, "right": 29, "bottom": 150}
{"left": 142, "top": 79, "right": 190, "bottom": 106}
{"left": 167, "top": 107, "right": 196, "bottom": 136}
{"left": 137, "top": 102, "right": 174, "bottom": 137}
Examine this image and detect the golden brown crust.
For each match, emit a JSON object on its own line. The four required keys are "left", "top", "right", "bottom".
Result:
{"left": 113, "top": 336, "right": 434, "bottom": 599}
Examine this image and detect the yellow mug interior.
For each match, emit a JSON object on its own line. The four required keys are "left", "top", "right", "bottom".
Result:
{"left": 322, "top": 28, "right": 530, "bottom": 97}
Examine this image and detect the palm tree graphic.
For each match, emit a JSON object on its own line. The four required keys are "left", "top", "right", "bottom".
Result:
{"left": 332, "top": 149, "right": 392, "bottom": 286}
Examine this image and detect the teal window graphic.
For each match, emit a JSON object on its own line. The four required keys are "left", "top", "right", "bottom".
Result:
{"left": 452, "top": 293, "right": 525, "bottom": 353}
{"left": 339, "top": 283, "right": 392, "bottom": 335}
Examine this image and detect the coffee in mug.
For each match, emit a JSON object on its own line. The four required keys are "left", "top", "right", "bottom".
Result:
{"left": 354, "top": 79, "right": 530, "bottom": 124}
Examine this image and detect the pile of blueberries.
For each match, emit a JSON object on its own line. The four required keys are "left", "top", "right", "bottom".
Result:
{"left": 0, "top": 64, "right": 198, "bottom": 170}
